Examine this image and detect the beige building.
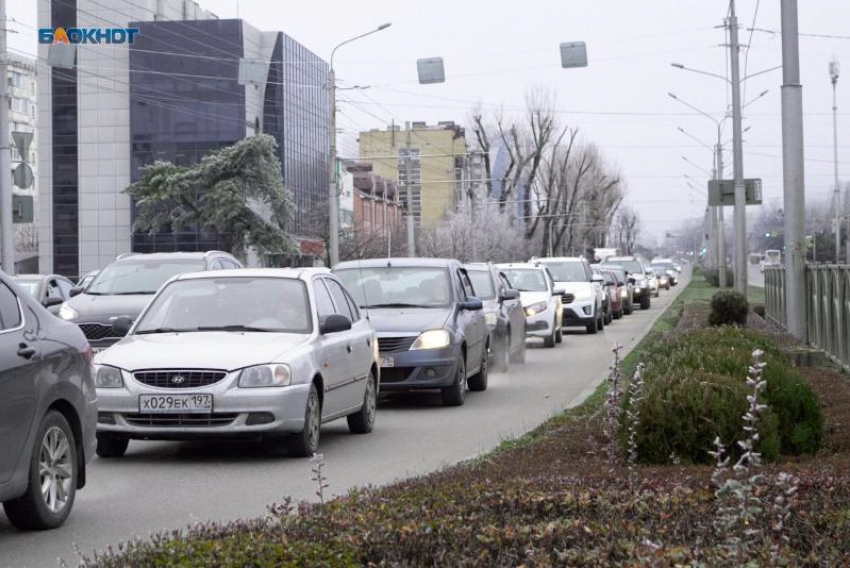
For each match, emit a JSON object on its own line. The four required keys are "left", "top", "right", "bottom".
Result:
{"left": 359, "top": 121, "right": 467, "bottom": 228}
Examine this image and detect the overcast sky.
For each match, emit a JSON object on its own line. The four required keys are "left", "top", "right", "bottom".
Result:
{"left": 9, "top": 0, "right": 849, "bottom": 242}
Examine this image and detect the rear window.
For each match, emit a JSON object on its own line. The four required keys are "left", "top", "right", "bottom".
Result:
{"left": 466, "top": 270, "right": 496, "bottom": 300}
{"left": 87, "top": 259, "right": 206, "bottom": 296}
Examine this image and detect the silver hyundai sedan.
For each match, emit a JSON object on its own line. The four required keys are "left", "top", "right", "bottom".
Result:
{"left": 93, "top": 269, "right": 379, "bottom": 458}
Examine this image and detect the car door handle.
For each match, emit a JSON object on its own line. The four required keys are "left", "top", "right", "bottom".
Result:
{"left": 17, "top": 344, "right": 37, "bottom": 360}
{"left": 346, "top": 344, "right": 353, "bottom": 354}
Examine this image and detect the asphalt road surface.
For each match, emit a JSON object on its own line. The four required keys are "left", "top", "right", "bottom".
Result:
{"left": 1, "top": 271, "right": 689, "bottom": 568}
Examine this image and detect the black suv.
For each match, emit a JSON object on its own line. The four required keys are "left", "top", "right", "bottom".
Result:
{"left": 59, "top": 251, "right": 242, "bottom": 351}
{"left": 0, "top": 270, "right": 97, "bottom": 530}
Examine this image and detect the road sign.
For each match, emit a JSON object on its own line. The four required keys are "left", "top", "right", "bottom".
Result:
{"left": 11, "top": 132, "right": 33, "bottom": 162}
{"left": 560, "top": 42, "right": 588, "bottom": 68}
{"left": 13, "top": 163, "right": 33, "bottom": 189}
{"left": 708, "top": 179, "right": 763, "bottom": 206}
{"left": 12, "top": 195, "right": 34, "bottom": 224}
{"left": 417, "top": 57, "right": 445, "bottom": 84}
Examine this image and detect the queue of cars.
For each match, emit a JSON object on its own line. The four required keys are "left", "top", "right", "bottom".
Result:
{"left": 0, "top": 250, "right": 681, "bottom": 531}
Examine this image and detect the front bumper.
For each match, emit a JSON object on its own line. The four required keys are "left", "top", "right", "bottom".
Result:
{"left": 561, "top": 299, "right": 595, "bottom": 327}
{"left": 524, "top": 309, "right": 555, "bottom": 337}
{"left": 96, "top": 372, "right": 312, "bottom": 440}
{"left": 377, "top": 344, "right": 461, "bottom": 391}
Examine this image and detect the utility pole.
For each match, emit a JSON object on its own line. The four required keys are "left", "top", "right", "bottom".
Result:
{"left": 404, "top": 122, "right": 415, "bottom": 257}
{"left": 715, "top": 138, "right": 727, "bottom": 287}
{"left": 728, "top": 1, "right": 747, "bottom": 296}
{"left": 0, "top": 0, "right": 14, "bottom": 274}
{"left": 830, "top": 58, "right": 841, "bottom": 263}
{"left": 781, "top": 0, "right": 807, "bottom": 340}
{"left": 327, "top": 65, "right": 339, "bottom": 267}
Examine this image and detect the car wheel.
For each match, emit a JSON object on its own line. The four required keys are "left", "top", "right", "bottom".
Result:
{"left": 543, "top": 324, "right": 557, "bottom": 347}
{"left": 3, "top": 411, "right": 78, "bottom": 530}
{"left": 286, "top": 384, "right": 321, "bottom": 457}
{"left": 492, "top": 334, "right": 510, "bottom": 373}
{"left": 347, "top": 372, "right": 377, "bottom": 434}
{"left": 624, "top": 302, "right": 634, "bottom": 315}
{"left": 96, "top": 434, "right": 129, "bottom": 458}
{"left": 641, "top": 295, "right": 651, "bottom": 310}
{"left": 555, "top": 324, "right": 563, "bottom": 344}
{"left": 510, "top": 337, "right": 526, "bottom": 364}
{"left": 586, "top": 318, "right": 598, "bottom": 335}
{"left": 441, "top": 356, "right": 467, "bottom": 406}
{"left": 468, "top": 344, "right": 489, "bottom": 392}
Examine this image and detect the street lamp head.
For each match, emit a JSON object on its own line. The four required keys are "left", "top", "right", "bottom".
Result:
{"left": 830, "top": 58, "right": 840, "bottom": 83}
{"left": 667, "top": 92, "right": 678, "bottom": 100}
{"left": 671, "top": 63, "right": 685, "bottom": 69}
{"left": 758, "top": 89, "right": 769, "bottom": 98}
{"left": 377, "top": 23, "right": 392, "bottom": 31}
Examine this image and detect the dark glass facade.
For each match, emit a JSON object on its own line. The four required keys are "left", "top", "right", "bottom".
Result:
{"left": 51, "top": 0, "right": 79, "bottom": 277}
{"left": 272, "top": 33, "right": 329, "bottom": 238}
{"left": 129, "top": 19, "right": 246, "bottom": 253}
{"left": 129, "top": 19, "right": 329, "bottom": 253}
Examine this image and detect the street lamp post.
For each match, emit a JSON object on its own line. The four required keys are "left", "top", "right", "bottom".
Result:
{"left": 830, "top": 58, "right": 841, "bottom": 262}
{"left": 327, "top": 23, "right": 391, "bottom": 267}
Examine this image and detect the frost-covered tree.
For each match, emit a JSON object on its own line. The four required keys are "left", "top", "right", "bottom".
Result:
{"left": 126, "top": 134, "right": 295, "bottom": 261}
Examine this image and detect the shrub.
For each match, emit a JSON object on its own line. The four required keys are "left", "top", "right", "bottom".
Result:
{"left": 704, "top": 268, "right": 734, "bottom": 288}
{"left": 624, "top": 327, "right": 823, "bottom": 464}
{"left": 709, "top": 290, "right": 749, "bottom": 326}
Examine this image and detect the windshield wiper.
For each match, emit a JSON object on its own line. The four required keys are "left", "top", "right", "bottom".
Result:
{"left": 135, "top": 327, "right": 188, "bottom": 335}
{"left": 368, "top": 302, "right": 430, "bottom": 309}
{"left": 111, "top": 291, "right": 156, "bottom": 296}
{"left": 196, "top": 325, "right": 272, "bottom": 333}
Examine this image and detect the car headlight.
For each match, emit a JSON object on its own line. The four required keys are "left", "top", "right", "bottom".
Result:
{"left": 524, "top": 301, "right": 548, "bottom": 317}
{"left": 238, "top": 364, "right": 291, "bottom": 388}
{"left": 58, "top": 303, "right": 79, "bottom": 321}
{"left": 620, "top": 289, "right": 628, "bottom": 299}
{"left": 484, "top": 312, "right": 497, "bottom": 327}
{"left": 94, "top": 365, "right": 123, "bottom": 388}
{"left": 410, "top": 330, "right": 451, "bottom": 351}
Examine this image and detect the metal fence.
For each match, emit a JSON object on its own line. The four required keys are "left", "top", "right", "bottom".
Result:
{"left": 765, "top": 265, "right": 850, "bottom": 369}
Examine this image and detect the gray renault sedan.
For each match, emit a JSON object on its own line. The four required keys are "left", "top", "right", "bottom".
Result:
{"left": 0, "top": 271, "right": 97, "bottom": 530}
{"left": 93, "top": 269, "right": 378, "bottom": 458}
{"left": 334, "top": 258, "right": 487, "bottom": 407}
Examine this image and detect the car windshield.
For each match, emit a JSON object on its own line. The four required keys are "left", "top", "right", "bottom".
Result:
{"left": 135, "top": 277, "right": 311, "bottom": 334}
{"left": 537, "top": 262, "right": 586, "bottom": 282}
{"left": 603, "top": 268, "right": 625, "bottom": 284}
{"left": 466, "top": 270, "right": 496, "bottom": 300}
{"left": 335, "top": 266, "right": 453, "bottom": 308}
{"left": 608, "top": 259, "right": 643, "bottom": 275}
{"left": 13, "top": 280, "right": 40, "bottom": 298}
{"left": 501, "top": 269, "right": 548, "bottom": 292}
{"left": 86, "top": 259, "right": 205, "bottom": 295}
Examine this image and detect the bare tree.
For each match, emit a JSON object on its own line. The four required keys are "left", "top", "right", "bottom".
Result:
{"left": 613, "top": 206, "right": 640, "bottom": 254}
{"left": 14, "top": 223, "right": 38, "bottom": 252}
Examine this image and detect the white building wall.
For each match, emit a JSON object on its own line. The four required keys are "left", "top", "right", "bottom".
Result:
{"left": 7, "top": 55, "right": 38, "bottom": 255}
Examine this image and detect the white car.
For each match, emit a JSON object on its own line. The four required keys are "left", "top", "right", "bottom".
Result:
{"left": 646, "top": 268, "right": 660, "bottom": 297}
{"left": 92, "top": 269, "right": 379, "bottom": 458}
{"left": 530, "top": 257, "right": 605, "bottom": 335}
{"left": 497, "top": 263, "right": 563, "bottom": 348}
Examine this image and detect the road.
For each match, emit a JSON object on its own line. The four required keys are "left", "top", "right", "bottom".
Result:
{"left": 1, "top": 272, "right": 688, "bottom": 568}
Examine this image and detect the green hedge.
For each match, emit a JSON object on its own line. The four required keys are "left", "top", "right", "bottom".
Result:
{"left": 709, "top": 290, "right": 748, "bottom": 327}
{"left": 624, "top": 327, "right": 823, "bottom": 464}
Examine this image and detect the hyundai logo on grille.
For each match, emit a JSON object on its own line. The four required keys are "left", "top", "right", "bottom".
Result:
{"left": 171, "top": 375, "right": 186, "bottom": 384}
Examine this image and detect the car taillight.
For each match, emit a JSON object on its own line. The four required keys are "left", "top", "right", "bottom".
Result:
{"left": 83, "top": 344, "right": 94, "bottom": 366}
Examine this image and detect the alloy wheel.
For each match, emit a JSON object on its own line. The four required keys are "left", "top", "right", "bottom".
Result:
{"left": 39, "top": 427, "right": 73, "bottom": 514}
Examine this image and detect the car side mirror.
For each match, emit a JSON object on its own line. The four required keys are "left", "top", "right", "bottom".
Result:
{"left": 552, "top": 287, "right": 566, "bottom": 296}
{"left": 43, "top": 296, "right": 64, "bottom": 308}
{"left": 319, "top": 314, "right": 352, "bottom": 335}
{"left": 112, "top": 316, "right": 134, "bottom": 336}
{"left": 69, "top": 286, "right": 84, "bottom": 298}
{"left": 499, "top": 289, "right": 519, "bottom": 302}
{"left": 460, "top": 297, "right": 483, "bottom": 311}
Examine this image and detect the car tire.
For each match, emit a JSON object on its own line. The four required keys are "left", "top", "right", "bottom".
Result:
{"left": 543, "top": 325, "right": 557, "bottom": 347}
{"left": 286, "top": 384, "right": 321, "bottom": 457}
{"left": 441, "top": 356, "right": 467, "bottom": 406}
{"left": 624, "top": 302, "right": 634, "bottom": 315}
{"left": 3, "top": 410, "right": 78, "bottom": 530}
{"left": 468, "top": 344, "right": 489, "bottom": 392}
{"left": 586, "top": 319, "right": 598, "bottom": 334}
{"left": 492, "top": 334, "right": 510, "bottom": 373}
{"left": 96, "top": 434, "right": 129, "bottom": 458}
{"left": 613, "top": 308, "right": 622, "bottom": 320}
{"left": 641, "top": 295, "right": 651, "bottom": 310}
{"left": 510, "top": 337, "right": 526, "bottom": 364}
{"left": 555, "top": 324, "right": 563, "bottom": 344}
{"left": 347, "top": 372, "right": 377, "bottom": 434}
